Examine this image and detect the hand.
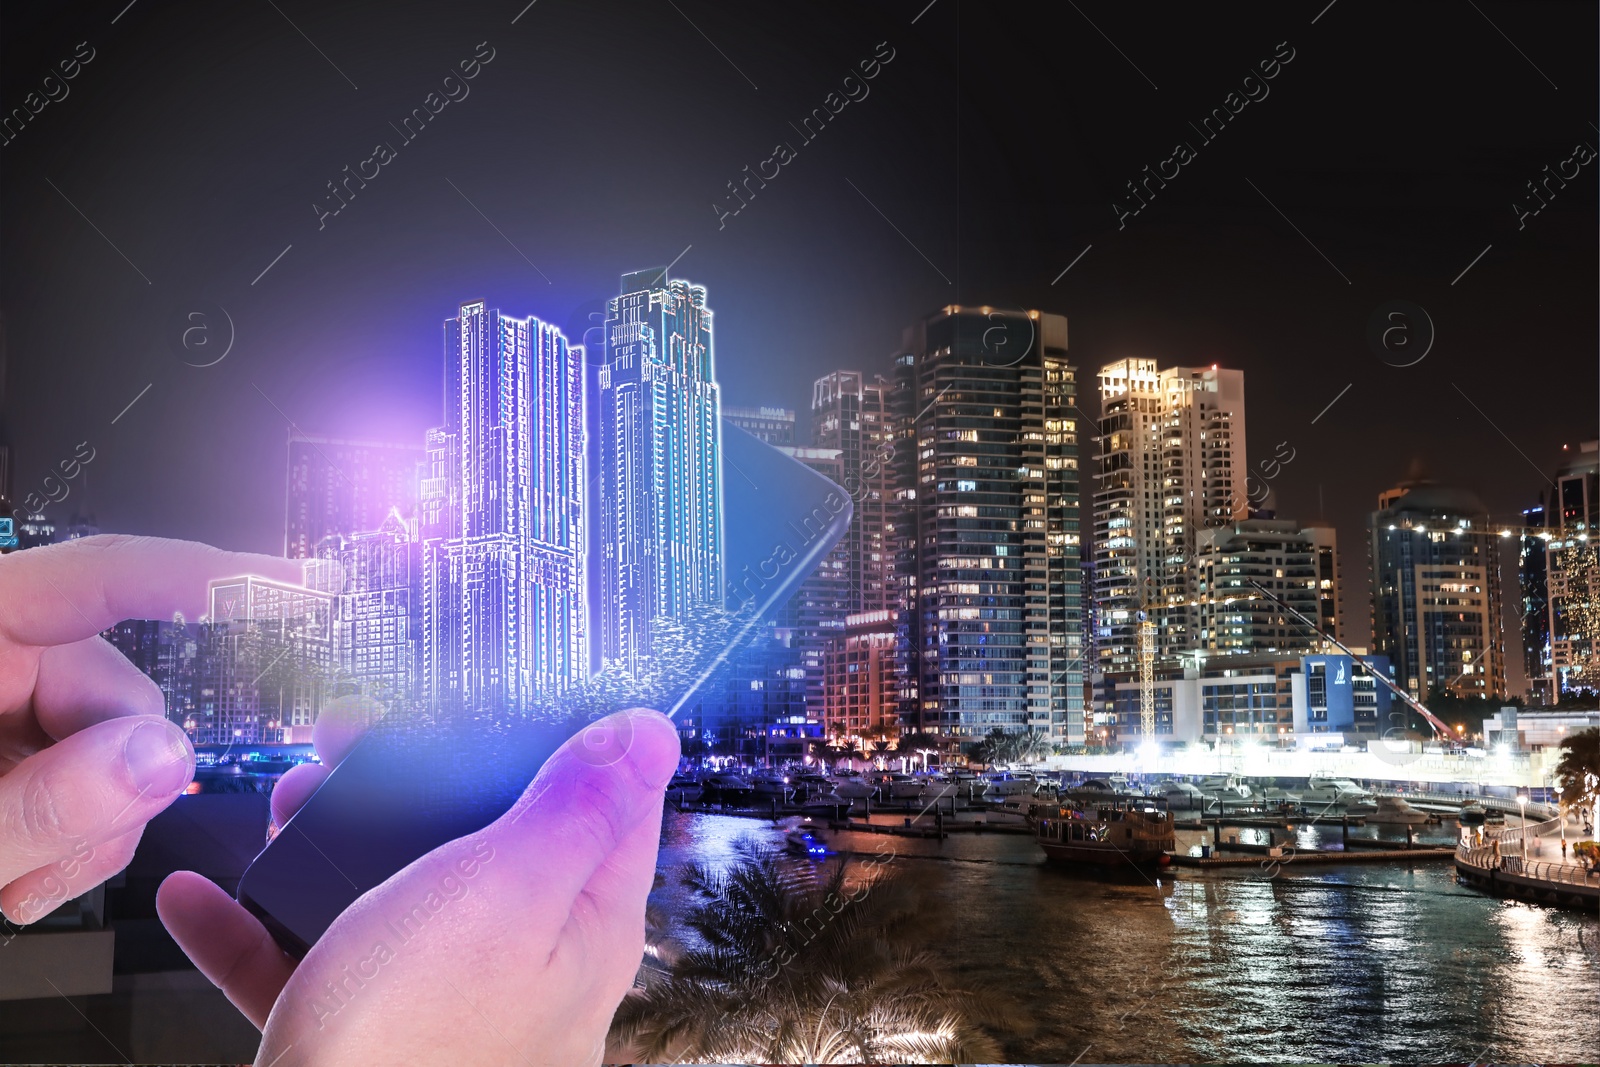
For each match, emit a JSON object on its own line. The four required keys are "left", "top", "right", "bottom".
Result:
{"left": 157, "top": 703, "right": 679, "bottom": 1067}
{"left": 0, "top": 535, "right": 302, "bottom": 924}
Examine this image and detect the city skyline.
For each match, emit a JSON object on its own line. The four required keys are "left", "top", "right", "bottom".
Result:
{"left": 128, "top": 280, "right": 1598, "bottom": 751}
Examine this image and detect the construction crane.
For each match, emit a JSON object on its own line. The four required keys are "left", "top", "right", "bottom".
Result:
{"left": 1137, "top": 609, "right": 1156, "bottom": 741}
{"left": 1244, "top": 579, "right": 1459, "bottom": 741}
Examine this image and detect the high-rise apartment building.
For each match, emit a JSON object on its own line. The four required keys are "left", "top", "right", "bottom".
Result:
{"left": 1369, "top": 480, "right": 1505, "bottom": 701}
{"left": 1192, "top": 520, "right": 1336, "bottom": 657}
{"left": 1093, "top": 360, "right": 1248, "bottom": 703}
{"left": 775, "top": 445, "right": 852, "bottom": 719}
{"left": 285, "top": 435, "right": 423, "bottom": 559}
{"left": 812, "top": 371, "right": 895, "bottom": 615}
{"left": 723, "top": 405, "right": 796, "bottom": 445}
{"left": 421, "top": 301, "right": 586, "bottom": 710}
{"left": 318, "top": 510, "right": 423, "bottom": 708}
{"left": 1533, "top": 441, "right": 1599, "bottom": 701}
{"left": 204, "top": 570, "right": 338, "bottom": 743}
{"left": 597, "top": 269, "right": 724, "bottom": 674}
{"left": 891, "top": 306, "right": 1083, "bottom": 743}
{"left": 822, "top": 609, "right": 898, "bottom": 740}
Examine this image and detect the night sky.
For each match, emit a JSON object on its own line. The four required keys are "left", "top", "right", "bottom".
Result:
{"left": 2, "top": 0, "right": 1595, "bottom": 689}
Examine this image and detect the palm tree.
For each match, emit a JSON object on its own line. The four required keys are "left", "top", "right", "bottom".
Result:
{"left": 610, "top": 837, "right": 1029, "bottom": 1063}
{"left": 1013, "top": 727, "right": 1051, "bottom": 764}
{"left": 973, "top": 727, "right": 1010, "bottom": 768}
{"left": 1555, "top": 727, "right": 1600, "bottom": 820}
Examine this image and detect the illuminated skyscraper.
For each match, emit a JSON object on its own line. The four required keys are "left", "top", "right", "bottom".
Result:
{"left": 776, "top": 445, "right": 850, "bottom": 719}
{"left": 1092, "top": 360, "right": 1247, "bottom": 718}
{"left": 1521, "top": 440, "right": 1599, "bottom": 702}
{"left": 597, "top": 269, "right": 723, "bottom": 674}
{"left": 421, "top": 301, "right": 586, "bottom": 709}
{"left": 891, "top": 307, "right": 1083, "bottom": 743}
{"left": 812, "top": 371, "right": 894, "bottom": 615}
{"left": 1369, "top": 480, "right": 1505, "bottom": 701}
{"left": 318, "top": 510, "right": 423, "bottom": 708}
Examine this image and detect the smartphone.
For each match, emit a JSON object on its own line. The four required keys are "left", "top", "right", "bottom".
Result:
{"left": 235, "top": 422, "right": 851, "bottom": 957}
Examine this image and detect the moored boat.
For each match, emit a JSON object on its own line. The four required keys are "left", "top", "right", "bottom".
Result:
{"left": 1366, "top": 796, "right": 1431, "bottom": 825}
{"left": 1033, "top": 797, "right": 1176, "bottom": 869}
{"left": 982, "top": 771, "right": 1039, "bottom": 797}
{"left": 830, "top": 771, "right": 874, "bottom": 799}
{"left": 1152, "top": 779, "right": 1205, "bottom": 810}
{"left": 882, "top": 773, "right": 926, "bottom": 800}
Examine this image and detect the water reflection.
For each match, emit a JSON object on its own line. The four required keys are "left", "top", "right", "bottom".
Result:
{"left": 652, "top": 809, "right": 1599, "bottom": 1062}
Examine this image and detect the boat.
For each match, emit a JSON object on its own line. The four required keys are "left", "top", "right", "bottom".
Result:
{"left": 1458, "top": 801, "right": 1487, "bottom": 826}
{"left": 1196, "top": 774, "right": 1252, "bottom": 801}
{"left": 1257, "top": 783, "right": 1302, "bottom": 805}
{"left": 983, "top": 771, "right": 1040, "bottom": 797}
{"left": 798, "top": 791, "right": 853, "bottom": 815}
{"left": 872, "top": 773, "right": 924, "bottom": 800}
{"left": 666, "top": 773, "right": 702, "bottom": 800}
{"left": 830, "top": 771, "right": 874, "bottom": 800}
{"left": 1297, "top": 775, "right": 1373, "bottom": 807}
{"left": 700, "top": 774, "right": 754, "bottom": 802}
{"left": 750, "top": 772, "right": 791, "bottom": 799}
{"left": 1033, "top": 797, "right": 1176, "bottom": 869}
{"left": 993, "top": 793, "right": 1053, "bottom": 818}
{"left": 792, "top": 773, "right": 834, "bottom": 795}
{"left": 1152, "top": 779, "right": 1206, "bottom": 810}
{"left": 1366, "top": 796, "right": 1431, "bottom": 825}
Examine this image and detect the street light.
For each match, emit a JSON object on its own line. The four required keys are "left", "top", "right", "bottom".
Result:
{"left": 1517, "top": 794, "right": 1528, "bottom": 863}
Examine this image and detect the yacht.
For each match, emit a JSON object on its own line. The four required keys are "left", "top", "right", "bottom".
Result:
{"left": 793, "top": 772, "right": 833, "bottom": 793}
{"left": 1196, "top": 775, "right": 1252, "bottom": 801}
{"left": 982, "top": 771, "right": 1040, "bottom": 797}
{"left": 1256, "top": 782, "right": 1302, "bottom": 805}
{"left": 666, "top": 773, "right": 701, "bottom": 800}
{"left": 1152, "top": 779, "right": 1206, "bottom": 810}
{"left": 799, "top": 790, "right": 853, "bottom": 815}
{"left": 877, "top": 773, "right": 926, "bottom": 800}
{"left": 1365, "top": 796, "right": 1431, "bottom": 825}
{"left": 830, "top": 771, "right": 874, "bottom": 800}
{"left": 750, "top": 772, "right": 792, "bottom": 799}
{"left": 700, "top": 774, "right": 754, "bottom": 803}
{"left": 1297, "top": 776, "right": 1373, "bottom": 807}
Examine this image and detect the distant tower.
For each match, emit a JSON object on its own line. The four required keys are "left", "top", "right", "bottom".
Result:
{"left": 811, "top": 370, "right": 895, "bottom": 615}
{"left": 1092, "top": 360, "right": 1247, "bottom": 721}
{"left": 1369, "top": 480, "right": 1505, "bottom": 701}
{"left": 421, "top": 301, "right": 586, "bottom": 710}
{"left": 1538, "top": 441, "right": 1600, "bottom": 702}
{"left": 597, "top": 269, "right": 724, "bottom": 674}
{"left": 890, "top": 307, "right": 1082, "bottom": 743}
{"left": 723, "top": 405, "right": 795, "bottom": 445}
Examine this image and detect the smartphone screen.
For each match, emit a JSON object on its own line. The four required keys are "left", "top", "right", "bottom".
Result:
{"left": 235, "top": 422, "right": 852, "bottom": 956}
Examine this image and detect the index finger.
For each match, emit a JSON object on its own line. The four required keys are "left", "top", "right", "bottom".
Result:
{"left": 0, "top": 534, "right": 305, "bottom": 647}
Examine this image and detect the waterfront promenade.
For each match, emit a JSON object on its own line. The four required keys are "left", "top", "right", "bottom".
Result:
{"left": 1454, "top": 814, "right": 1600, "bottom": 910}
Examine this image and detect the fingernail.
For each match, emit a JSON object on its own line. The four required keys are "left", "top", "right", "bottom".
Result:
{"left": 124, "top": 720, "right": 194, "bottom": 797}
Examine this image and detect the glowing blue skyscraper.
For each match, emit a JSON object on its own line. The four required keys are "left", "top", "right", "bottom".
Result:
{"left": 422, "top": 300, "right": 586, "bottom": 709}
{"left": 598, "top": 269, "right": 724, "bottom": 673}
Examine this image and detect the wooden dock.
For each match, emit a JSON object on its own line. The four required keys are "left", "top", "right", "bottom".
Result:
{"left": 1170, "top": 846, "right": 1456, "bottom": 868}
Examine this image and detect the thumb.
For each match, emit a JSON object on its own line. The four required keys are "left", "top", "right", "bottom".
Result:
{"left": 478, "top": 708, "right": 679, "bottom": 939}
